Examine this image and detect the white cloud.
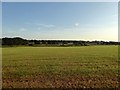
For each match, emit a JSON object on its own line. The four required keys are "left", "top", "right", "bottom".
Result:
{"left": 25, "top": 22, "right": 56, "bottom": 28}
{"left": 19, "top": 28, "right": 27, "bottom": 31}
{"left": 75, "top": 23, "right": 80, "bottom": 27}
{"left": 36, "top": 24, "right": 56, "bottom": 28}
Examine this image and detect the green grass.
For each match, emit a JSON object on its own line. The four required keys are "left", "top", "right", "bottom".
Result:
{"left": 2, "top": 45, "right": 119, "bottom": 88}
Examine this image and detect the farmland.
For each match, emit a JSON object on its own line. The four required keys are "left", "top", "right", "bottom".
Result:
{"left": 2, "top": 45, "right": 119, "bottom": 88}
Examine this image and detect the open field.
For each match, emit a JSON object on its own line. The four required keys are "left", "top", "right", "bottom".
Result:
{"left": 2, "top": 46, "right": 119, "bottom": 88}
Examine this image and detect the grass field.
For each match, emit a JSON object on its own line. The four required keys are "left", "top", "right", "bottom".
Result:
{"left": 2, "top": 46, "right": 119, "bottom": 88}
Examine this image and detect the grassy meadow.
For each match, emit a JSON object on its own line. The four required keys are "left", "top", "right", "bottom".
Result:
{"left": 2, "top": 45, "right": 119, "bottom": 88}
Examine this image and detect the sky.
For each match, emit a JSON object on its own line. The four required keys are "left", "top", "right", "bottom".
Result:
{"left": 0, "top": 2, "right": 1, "bottom": 38}
{"left": 2, "top": 2, "right": 118, "bottom": 41}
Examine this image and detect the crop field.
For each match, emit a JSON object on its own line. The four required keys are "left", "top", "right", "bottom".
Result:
{"left": 2, "top": 46, "right": 119, "bottom": 88}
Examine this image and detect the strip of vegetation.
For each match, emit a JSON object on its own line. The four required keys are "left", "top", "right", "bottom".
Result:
{"left": 1, "top": 37, "right": 119, "bottom": 47}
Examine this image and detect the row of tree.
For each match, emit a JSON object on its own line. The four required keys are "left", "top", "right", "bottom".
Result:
{"left": 2, "top": 37, "right": 28, "bottom": 45}
{"left": 1, "top": 37, "right": 120, "bottom": 46}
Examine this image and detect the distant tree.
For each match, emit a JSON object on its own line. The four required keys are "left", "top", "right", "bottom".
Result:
{"left": 2, "top": 37, "right": 28, "bottom": 45}
{"left": 2, "top": 37, "right": 119, "bottom": 46}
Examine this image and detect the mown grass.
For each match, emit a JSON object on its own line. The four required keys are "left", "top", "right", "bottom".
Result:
{"left": 2, "top": 45, "right": 119, "bottom": 88}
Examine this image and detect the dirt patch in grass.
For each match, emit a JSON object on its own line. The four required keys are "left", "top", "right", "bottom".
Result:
{"left": 2, "top": 74, "right": 119, "bottom": 88}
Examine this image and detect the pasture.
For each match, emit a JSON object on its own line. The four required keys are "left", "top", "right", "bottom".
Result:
{"left": 2, "top": 46, "right": 119, "bottom": 88}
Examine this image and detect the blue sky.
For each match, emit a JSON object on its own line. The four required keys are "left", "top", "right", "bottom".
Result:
{"left": 2, "top": 2, "right": 118, "bottom": 41}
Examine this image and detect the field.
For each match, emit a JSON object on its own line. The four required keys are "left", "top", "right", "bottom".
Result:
{"left": 2, "top": 46, "right": 119, "bottom": 88}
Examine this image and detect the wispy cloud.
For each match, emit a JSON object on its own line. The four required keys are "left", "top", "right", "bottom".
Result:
{"left": 36, "top": 24, "right": 56, "bottom": 28}
{"left": 25, "top": 22, "right": 32, "bottom": 25}
{"left": 25, "top": 22, "right": 56, "bottom": 28}
{"left": 75, "top": 23, "right": 80, "bottom": 27}
{"left": 37, "top": 27, "right": 41, "bottom": 30}
{"left": 19, "top": 28, "right": 27, "bottom": 31}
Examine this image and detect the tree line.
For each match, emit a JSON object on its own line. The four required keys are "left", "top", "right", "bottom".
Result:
{"left": 1, "top": 37, "right": 120, "bottom": 46}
